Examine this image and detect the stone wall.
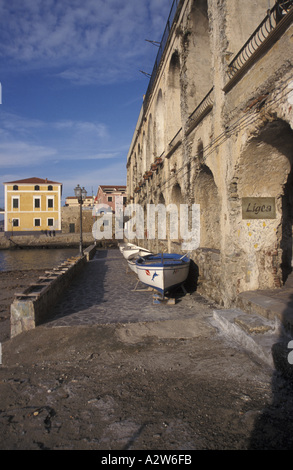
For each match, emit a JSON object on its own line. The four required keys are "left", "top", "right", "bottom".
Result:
{"left": 10, "top": 254, "right": 88, "bottom": 337}
{"left": 0, "top": 232, "right": 96, "bottom": 250}
{"left": 61, "top": 206, "right": 95, "bottom": 234}
{"left": 126, "top": 0, "right": 293, "bottom": 307}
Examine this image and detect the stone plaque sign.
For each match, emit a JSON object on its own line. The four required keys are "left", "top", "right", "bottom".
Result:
{"left": 242, "top": 197, "right": 276, "bottom": 220}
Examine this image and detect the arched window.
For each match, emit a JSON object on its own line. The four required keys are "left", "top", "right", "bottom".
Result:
{"left": 13, "top": 185, "right": 18, "bottom": 190}
{"left": 48, "top": 185, "right": 53, "bottom": 191}
{"left": 34, "top": 185, "right": 40, "bottom": 191}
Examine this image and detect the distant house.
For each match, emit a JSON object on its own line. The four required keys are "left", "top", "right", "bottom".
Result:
{"left": 94, "top": 185, "right": 127, "bottom": 213}
{"left": 65, "top": 195, "right": 94, "bottom": 207}
{"left": 3, "top": 177, "right": 62, "bottom": 235}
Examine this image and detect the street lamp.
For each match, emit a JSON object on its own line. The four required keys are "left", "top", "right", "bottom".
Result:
{"left": 74, "top": 184, "right": 87, "bottom": 256}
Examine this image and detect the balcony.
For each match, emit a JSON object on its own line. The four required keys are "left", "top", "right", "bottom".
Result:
{"left": 224, "top": 1, "right": 293, "bottom": 92}
{"left": 186, "top": 88, "right": 214, "bottom": 136}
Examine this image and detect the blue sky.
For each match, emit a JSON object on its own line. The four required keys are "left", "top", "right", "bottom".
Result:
{"left": 0, "top": 0, "right": 172, "bottom": 211}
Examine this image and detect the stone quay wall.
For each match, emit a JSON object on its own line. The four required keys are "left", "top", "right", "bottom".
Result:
{"left": 10, "top": 246, "right": 96, "bottom": 338}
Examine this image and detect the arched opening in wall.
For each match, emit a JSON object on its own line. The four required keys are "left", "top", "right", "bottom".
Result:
{"left": 137, "top": 144, "right": 141, "bottom": 180}
{"left": 186, "top": 161, "right": 191, "bottom": 193}
{"left": 152, "top": 193, "right": 166, "bottom": 251}
{"left": 147, "top": 115, "right": 154, "bottom": 170}
{"left": 133, "top": 154, "right": 137, "bottom": 188}
{"left": 194, "top": 165, "right": 220, "bottom": 250}
{"left": 281, "top": 166, "right": 293, "bottom": 283}
{"left": 155, "top": 90, "right": 165, "bottom": 157}
{"left": 171, "top": 183, "right": 184, "bottom": 206}
{"left": 142, "top": 131, "right": 147, "bottom": 175}
{"left": 167, "top": 51, "right": 181, "bottom": 143}
{"left": 184, "top": 0, "right": 212, "bottom": 117}
{"left": 158, "top": 193, "right": 165, "bottom": 205}
{"left": 170, "top": 184, "right": 184, "bottom": 244}
{"left": 237, "top": 119, "right": 293, "bottom": 289}
{"left": 197, "top": 140, "right": 204, "bottom": 162}
{"left": 127, "top": 161, "right": 132, "bottom": 198}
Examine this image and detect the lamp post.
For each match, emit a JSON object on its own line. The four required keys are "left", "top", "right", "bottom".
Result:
{"left": 74, "top": 184, "right": 87, "bottom": 256}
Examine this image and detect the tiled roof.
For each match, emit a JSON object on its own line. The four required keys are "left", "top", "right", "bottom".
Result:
{"left": 66, "top": 196, "right": 93, "bottom": 199}
{"left": 3, "top": 177, "right": 62, "bottom": 185}
{"left": 99, "top": 185, "right": 126, "bottom": 188}
{"left": 98, "top": 185, "right": 126, "bottom": 190}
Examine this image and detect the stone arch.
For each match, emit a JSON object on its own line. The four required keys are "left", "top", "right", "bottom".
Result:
{"left": 236, "top": 118, "right": 293, "bottom": 289}
{"left": 167, "top": 50, "right": 181, "bottom": 143}
{"left": 147, "top": 114, "right": 154, "bottom": 170}
{"left": 149, "top": 192, "right": 167, "bottom": 252}
{"left": 155, "top": 89, "right": 165, "bottom": 157}
{"left": 197, "top": 139, "right": 204, "bottom": 162}
{"left": 282, "top": 166, "right": 293, "bottom": 283}
{"left": 133, "top": 153, "right": 138, "bottom": 187}
{"left": 158, "top": 192, "right": 165, "bottom": 205}
{"left": 171, "top": 183, "right": 184, "bottom": 206}
{"left": 142, "top": 131, "right": 147, "bottom": 175}
{"left": 183, "top": 0, "right": 212, "bottom": 117}
{"left": 137, "top": 143, "right": 142, "bottom": 180}
{"left": 194, "top": 165, "right": 220, "bottom": 249}
{"left": 168, "top": 183, "right": 184, "bottom": 247}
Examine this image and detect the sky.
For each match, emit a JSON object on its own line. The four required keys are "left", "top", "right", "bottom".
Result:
{"left": 0, "top": 0, "right": 172, "bottom": 212}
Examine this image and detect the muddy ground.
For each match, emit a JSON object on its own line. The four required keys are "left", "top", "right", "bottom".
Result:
{"left": 0, "top": 270, "right": 293, "bottom": 451}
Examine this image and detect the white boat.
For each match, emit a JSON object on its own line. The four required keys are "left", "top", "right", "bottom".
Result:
{"left": 135, "top": 253, "right": 190, "bottom": 295}
{"left": 121, "top": 244, "right": 151, "bottom": 260}
{"left": 127, "top": 254, "right": 139, "bottom": 274}
{"left": 118, "top": 242, "right": 136, "bottom": 254}
{"left": 127, "top": 250, "right": 152, "bottom": 274}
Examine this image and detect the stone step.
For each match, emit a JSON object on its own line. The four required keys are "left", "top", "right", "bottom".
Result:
{"left": 212, "top": 308, "right": 293, "bottom": 376}
{"left": 237, "top": 291, "right": 293, "bottom": 337}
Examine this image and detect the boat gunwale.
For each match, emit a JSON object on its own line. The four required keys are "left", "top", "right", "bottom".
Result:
{"left": 135, "top": 253, "right": 190, "bottom": 268}
{"left": 136, "top": 261, "right": 189, "bottom": 269}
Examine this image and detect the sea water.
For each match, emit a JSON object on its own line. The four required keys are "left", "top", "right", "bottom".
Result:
{"left": 0, "top": 248, "right": 79, "bottom": 272}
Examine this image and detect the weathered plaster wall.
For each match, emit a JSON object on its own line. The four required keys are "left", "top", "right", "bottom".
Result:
{"left": 126, "top": 0, "right": 293, "bottom": 306}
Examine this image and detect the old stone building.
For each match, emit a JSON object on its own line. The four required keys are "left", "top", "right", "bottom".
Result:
{"left": 126, "top": 0, "right": 293, "bottom": 307}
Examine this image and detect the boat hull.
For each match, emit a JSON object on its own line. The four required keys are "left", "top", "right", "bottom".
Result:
{"left": 118, "top": 242, "right": 136, "bottom": 254}
{"left": 127, "top": 250, "right": 153, "bottom": 273}
{"left": 135, "top": 254, "right": 190, "bottom": 295}
{"left": 121, "top": 244, "right": 151, "bottom": 260}
{"left": 127, "top": 257, "right": 138, "bottom": 274}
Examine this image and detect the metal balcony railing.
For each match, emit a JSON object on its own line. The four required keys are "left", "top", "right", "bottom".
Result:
{"left": 227, "top": 1, "right": 293, "bottom": 82}
{"left": 168, "top": 127, "right": 183, "bottom": 149}
{"left": 143, "top": 0, "right": 182, "bottom": 111}
{"left": 186, "top": 88, "right": 214, "bottom": 135}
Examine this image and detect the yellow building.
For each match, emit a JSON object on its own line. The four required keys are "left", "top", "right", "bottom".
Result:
{"left": 65, "top": 195, "right": 94, "bottom": 207}
{"left": 3, "top": 177, "right": 62, "bottom": 235}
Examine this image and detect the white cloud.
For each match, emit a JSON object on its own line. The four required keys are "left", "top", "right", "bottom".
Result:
{"left": 0, "top": 111, "right": 129, "bottom": 187}
{"left": 0, "top": 141, "right": 57, "bottom": 167}
{"left": 0, "top": 112, "right": 44, "bottom": 137}
{"left": 61, "top": 159, "right": 127, "bottom": 198}
{"left": 0, "top": 0, "right": 172, "bottom": 84}
{"left": 53, "top": 120, "right": 108, "bottom": 138}
{"left": 0, "top": 111, "right": 112, "bottom": 163}
{"left": 84, "top": 152, "right": 120, "bottom": 160}
{"left": 0, "top": 0, "right": 172, "bottom": 205}
{"left": 0, "top": 112, "right": 108, "bottom": 137}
